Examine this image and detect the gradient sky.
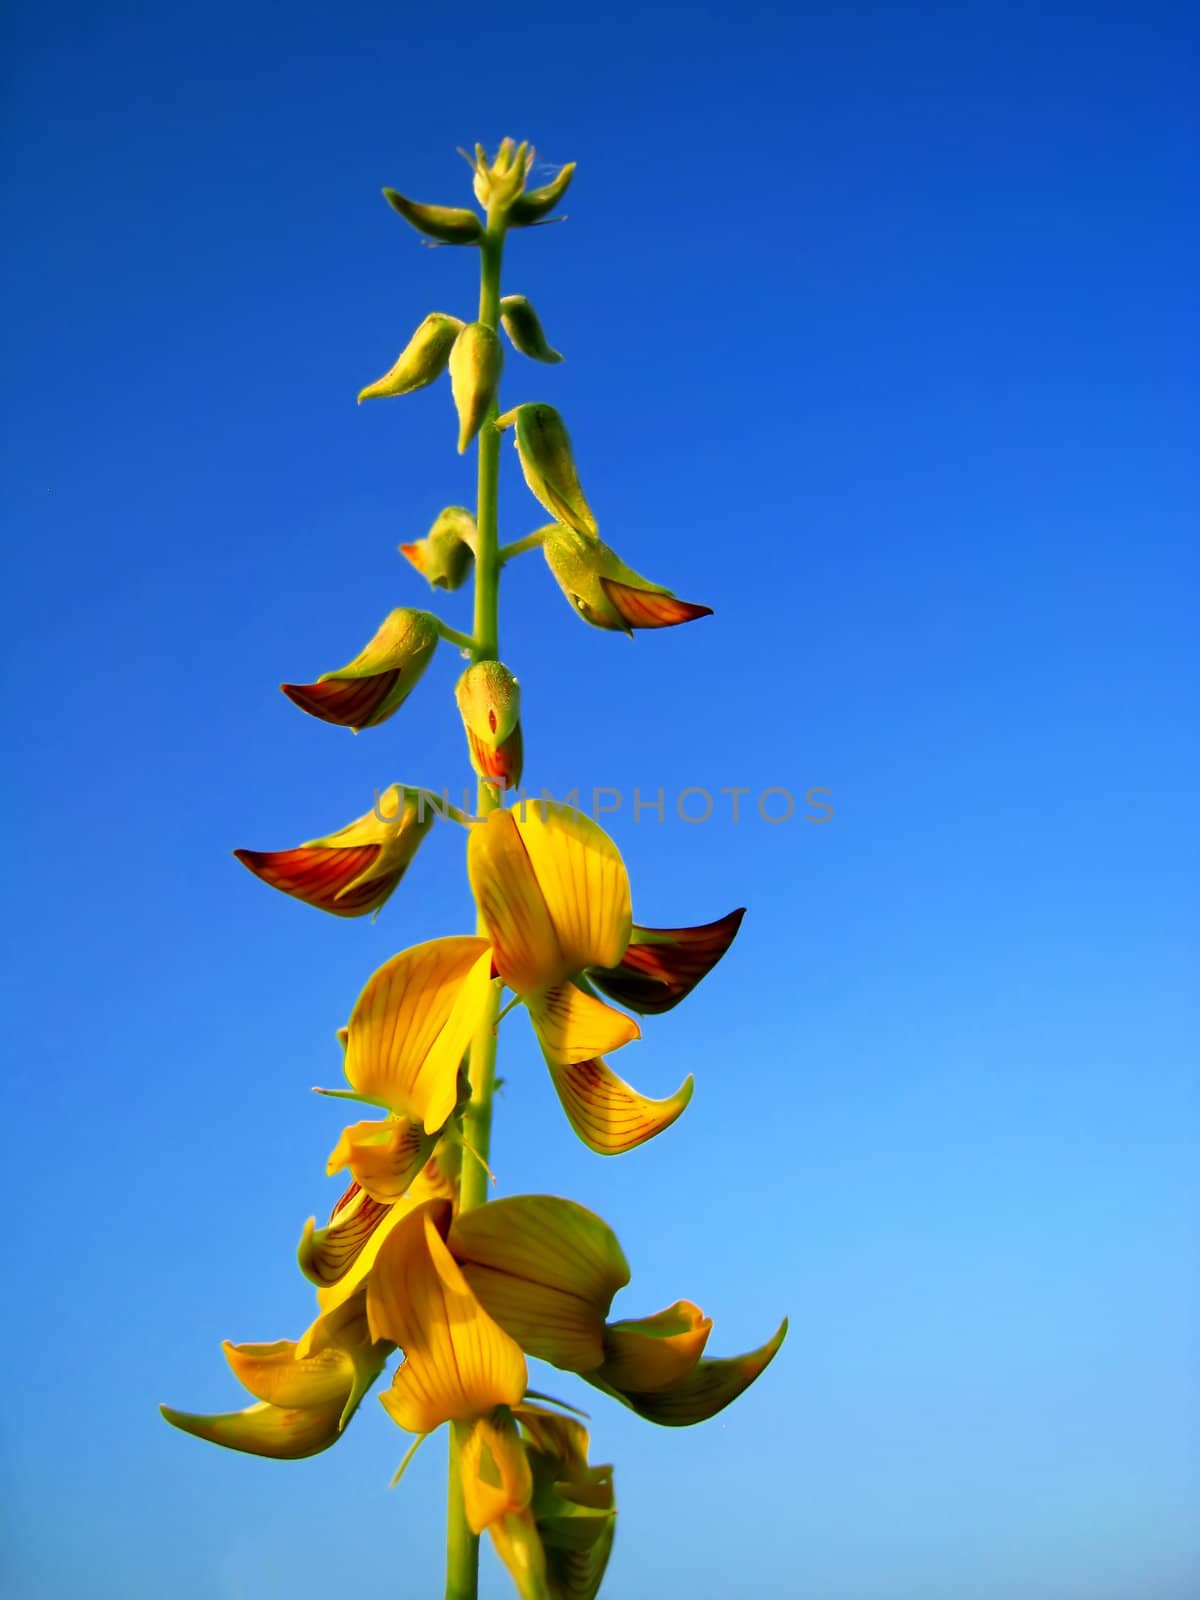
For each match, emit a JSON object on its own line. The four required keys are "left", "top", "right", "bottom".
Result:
{"left": 3, "top": 4, "right": 1198, "bottom": 1597}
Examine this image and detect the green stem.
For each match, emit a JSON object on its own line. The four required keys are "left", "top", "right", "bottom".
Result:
{"left": 498, "top": 528, "right": 548, "bottom": 565}
{"left": 444, "top": 210, "right": 507, "bottom": 1600}
{"left": 435, "top": 619, "right": 479, "bottom": 654}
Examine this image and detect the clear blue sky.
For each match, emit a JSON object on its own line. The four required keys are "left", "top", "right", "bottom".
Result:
{"left": 3, "top": 4, "right": 1197, "bottom": 1597}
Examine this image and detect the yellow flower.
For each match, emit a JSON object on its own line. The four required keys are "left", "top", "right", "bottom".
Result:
{"left": 322, "top": 936, "right": 496, "bottom": 1202}
{"left": 159, "top": 1287, "right": 388, "bottom": 1460}
{"left": 366, "top": 1198, "right": 527, "bottom": 1433}
{"left": 467, "top": 800, "right": 639, "bottom": 1066}
{"left": 281, "top": 608, "right": 440, "bottom": 730}
{"left": 234, "top": 784, "right": 439, "bottom": 918}
{"left": 447, "top": 1194, "right": 787, "bottom": 1426}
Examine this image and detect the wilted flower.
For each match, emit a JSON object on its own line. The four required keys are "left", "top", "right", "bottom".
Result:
{"left": 234, "top": 784, "right": 439, "bottom": 917}
{"left": 282, "top": 608, "right": 440, "bottom": 730}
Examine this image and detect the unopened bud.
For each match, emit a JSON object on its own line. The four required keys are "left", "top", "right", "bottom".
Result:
{"left": 382, "top": 188, "right": 483, "bottom": 245}
{"left": 510, "top": 404, "right": 597, "bottom": 537}
{"left": 358, "top": 314, "right": 464, "bottom": 403}
{"left": 509, "top": 162, "right": 575, "bottom": 227}
{"left": 281, "top": 608, "right": 441, "bottom": 729}
{"left": 467, "top": 138, "right": 533, "bottom": 212}
{"left": 455, "top": 661, "right": 523, "bottom": 789}
{"left": 400, "top": 506, "right": 477, "bottom": 591}
{"left": 449, "top": 323, "right": 503, "bottom": 454}
{"left": 500, "top": 296, "right": 563, "bottom": 364}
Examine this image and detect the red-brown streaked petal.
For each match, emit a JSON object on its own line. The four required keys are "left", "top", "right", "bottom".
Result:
{"left": 545, "top": 1055, "right": 693, "bottom": 1154}
{"left": 589, "top": 909, "right": 746, "bottom": 1016}
{"left": 600, "top": 578, "right": 713, "bottom": 630}
{"left": 467, "top": 722, "right": 524, "bottom": 790}
{"left": 530, "top": 984, "right": 640, "bottom": 1067}
{"left": 586, "top": 1317, "right": 788, "bottom": 1426}
{"left": 298, "top": 1182, "right": 394, "bottom": 1289}
{"left": 399, "top": 541, "right": 426, "bottom": 576}
{"left": 233, "top": 844, "right": 396, "bottom": 917}
{"left": 326, "top": 1117, "right": 435, "bottom": 1203}
{"left": 281, "top": 670, "right": 403, "bottom": 730}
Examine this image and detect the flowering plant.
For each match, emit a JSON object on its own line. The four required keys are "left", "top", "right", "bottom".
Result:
{"left": 163, "top": 140, "right": 785, "bottom": 1600}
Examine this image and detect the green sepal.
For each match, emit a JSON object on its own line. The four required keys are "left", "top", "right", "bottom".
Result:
{"left": 500, "top": 296, "right": 564, "bottom": 364}
{"left": 383, "top": 188, "right": 483, "bottom": 244}
{"left": 509, "top": 163, "right": 576, "bottom": 226}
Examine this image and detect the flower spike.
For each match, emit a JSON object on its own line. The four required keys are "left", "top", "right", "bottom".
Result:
{"left": 281, "top": 607, "right": 440, "bottom": 730}
{"left": 588, "top": 908, "right": 745, "bottom": 1015}
{"left": 542, "top": 523, "right": 712, "bottom": 634}
{"left": 233, "top": 784, "right": 439, "bottom": 917}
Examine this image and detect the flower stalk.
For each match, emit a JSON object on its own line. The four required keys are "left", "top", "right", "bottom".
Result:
{"left": 164, "top": 140, "right": 782, "bottom": 1600}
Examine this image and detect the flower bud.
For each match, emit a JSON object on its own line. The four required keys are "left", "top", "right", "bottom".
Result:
{"left": 506, "top": 404, "right": 597, "bottom": 537}
{"left": 358, "top": 314, "right": 464, "bottom": 403}
{"left": 400, "top": 506, "right": 477, "bottom": 591}
{"left": 234, "top": 785, "right": 442, "bottom": 918}
{"left": 455, "top": 661, "right": 523, "bottom": 789}
{"left": 282, "top": 608, "right": 439, "bottom": 730}
{"left": 449, "top": 323, "right": 503, "bottom": 454}
{"left": 509, "top": 162, "right": 575, "bottom": 226}
{"left": 382, "top": 187, "right": 483, "bottom": 245}
{"left": 467, "top": 138, "right": 533, "bottom": 212}
{"left": 500, "top": 296, "right": 563, "bottom": 364}
{"left": 541, "top": 524, "right": 712, "bottom": 634}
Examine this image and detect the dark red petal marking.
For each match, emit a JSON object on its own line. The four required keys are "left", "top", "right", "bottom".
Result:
{"left": 589, "top": 908, "right": 745, "bottom": 1015}
{"left": 281, "top": 669, "right": 402, "bottom": 729}
{"left": 601, "top": 578, "right": 713, "bottom": 631}
{"left": 467, "top": 723, "right": 523, "bottom": 789}
{"left": 233, "top": 844, "right": 386, "bottom": 916}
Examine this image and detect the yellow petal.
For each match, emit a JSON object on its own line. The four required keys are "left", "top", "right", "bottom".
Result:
{"left": 343, "top": 936, "right": 491, "bottom": 1125}
{"left": 530, "top": 984, "right": 640, "bottom": 1067}
{"left": 487, "top": 1511, "right": 551, "bottom": 1600}
{"left": 449, "top": 1196, "right": 629, "bottom": 1373}
{"left": 298, "top": 1182, "right": 395, "bottom": 1289}
{"left": 221, "top": 1338, "right": 349, "bottom": 1410}
{"left": 597, "top": 1301, "right": 712, "bottom": 1393}
{"left": 160, "top": 1398, "right": 345, "bottom": 1460}
{"left": 413, "top": 945, "right": 496, "bottom": 1131}
{"left": 511, "top": 802, "right": 631, "bottom": 975}
{"left": 326, "top": 1116, "right": 434, "bottom": 1203}
{"left": 545, "top": 1054, "right": 692, "bottom": 1153}
{"left": 368, "top": 1201, "right": 527, "bottom": 1433}
{"left": 458, "top": 1409, "right": 534, "bottom": 1535}
{"left": 587, "top": 1317, "right": 788, "bottom": 1426}
{"left": 467, "top": 809, "right": 562, "bottom": 991}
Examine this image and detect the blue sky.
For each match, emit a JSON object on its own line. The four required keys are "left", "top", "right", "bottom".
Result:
{"left": 3, "top": 3, "right": 1197, "bottom": 1597}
